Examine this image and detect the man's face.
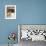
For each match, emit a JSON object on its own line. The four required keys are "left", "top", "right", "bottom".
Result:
{"left": 7, "top": 7, "right": 15, "bottom": 17}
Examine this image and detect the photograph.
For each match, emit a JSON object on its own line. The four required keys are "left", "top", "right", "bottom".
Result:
{"left": 18, "top": 24, "right": 46, "bottom": 46}
{"left": 5, "top": 5, "right": 16, "bottom": 19}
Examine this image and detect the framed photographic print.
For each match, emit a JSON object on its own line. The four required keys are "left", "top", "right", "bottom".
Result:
{"left": 5, "top": 5, "right": 16, "bottom": 19}
{"left": 18, "top": 24, "right": 46, "bottom": 42}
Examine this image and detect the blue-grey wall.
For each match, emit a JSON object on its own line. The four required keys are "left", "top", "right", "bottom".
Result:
{"left": 0, "top": 0, "right": 46, "bottom": 44}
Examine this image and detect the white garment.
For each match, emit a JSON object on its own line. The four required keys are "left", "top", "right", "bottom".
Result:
{"left": 21, "top": 30, "right": 28, "bottom": 39}
{"left": 31, "top": 35, "right": 45, "bottom": 41}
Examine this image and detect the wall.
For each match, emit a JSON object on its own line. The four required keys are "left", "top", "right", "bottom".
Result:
{"left": 0, "top": 0, "right": 46, "bottom": 44}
